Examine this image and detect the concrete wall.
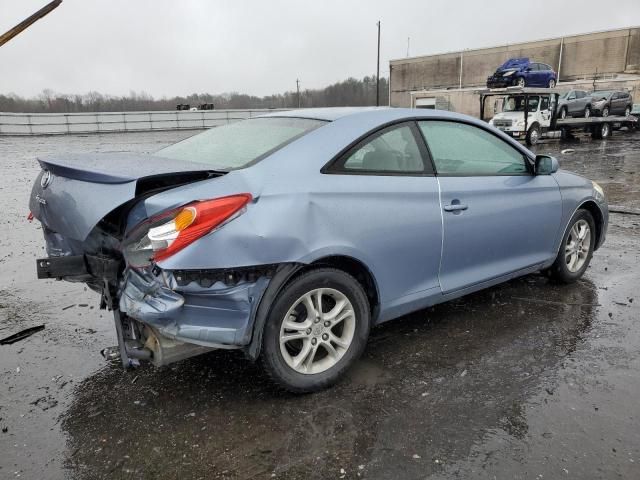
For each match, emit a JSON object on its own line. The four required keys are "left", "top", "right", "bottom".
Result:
{"left": 390, "top": 27, "right": 640, "bottom": 108}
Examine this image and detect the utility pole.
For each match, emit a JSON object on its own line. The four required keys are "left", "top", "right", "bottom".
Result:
{"left": 0, "top": 0, "right": 62, "bottom": 48}
{"left": 296, "top": 78, "right": 301, "bottom": 108}
{"left": 376, "top": 21, "right": 381, "bottom": 107}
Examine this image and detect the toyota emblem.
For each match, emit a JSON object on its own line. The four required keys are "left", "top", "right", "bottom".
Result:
{"left": 40, "top": 170, "right": 52, "bottom": 189}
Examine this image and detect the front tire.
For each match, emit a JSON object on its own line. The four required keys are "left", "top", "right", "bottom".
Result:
{"left": 261, "top": 268, "right": 370, "bottom": 393}
{"left": 549, "top": 210, "right": 596, "bottom": 283}
{"left": 516, "top": 77, "right": 526, "bottom": 88}
{"left": 602, "top": 106, "right": 610, "bottom": 117}
{"left": 625, "top": 106, "right": 631, "bottom": 117}
{"left": 560, "top": 106, "right": 568, "bottom": 119}
{"left": 526, "top": 124, "right": 540, "bottom": 146}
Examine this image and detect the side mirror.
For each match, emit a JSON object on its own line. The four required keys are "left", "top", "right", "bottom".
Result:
{"left": 535, "top": 155, "right": 559, "bottom": 175}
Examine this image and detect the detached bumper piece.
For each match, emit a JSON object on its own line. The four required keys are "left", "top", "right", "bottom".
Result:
{"left": 120, "top": 268, "right": 185, "bottom": 320}
{"left": 115, "top": 266, "right": 274, "bottom": 367}
{"left": 119, "top": 266, "right": 271, "bottom": 348}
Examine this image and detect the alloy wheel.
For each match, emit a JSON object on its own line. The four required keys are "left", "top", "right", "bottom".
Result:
{"left": 548, "top": 79, "right": 556, "bottom": 88}
{"left": 584, "top": 107, "right": 591, "bottom": 118}
{"left": 279, "top": 288, "right": 356, "bottom": 374}
{"left": 517, "top": 77, "right": 526, "bottom": 87}
{"left": 565, "top": 219, "right": 591, "bottom": 273}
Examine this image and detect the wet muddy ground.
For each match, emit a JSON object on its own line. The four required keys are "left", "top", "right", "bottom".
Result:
{"left": 1, "top": 129, "right": 639, "bottom": 479}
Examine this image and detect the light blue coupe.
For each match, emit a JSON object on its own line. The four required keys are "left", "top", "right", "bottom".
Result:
{"left": 30, "top": 108, "right": 608, "bottom": 392}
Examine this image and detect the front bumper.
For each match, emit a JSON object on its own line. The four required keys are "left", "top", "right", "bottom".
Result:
{"left": 492, "top": 125, "right": 526, "bottom": 138}
{"left": 119, "top": 266, "right": 272, "bottom": 348}
{"left": 487, "top": 76, "right": 512, "bottom": 88}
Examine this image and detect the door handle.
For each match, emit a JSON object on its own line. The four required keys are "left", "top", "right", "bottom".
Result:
{"left": 444, "top": 203, "right": 468, "bottom": 212}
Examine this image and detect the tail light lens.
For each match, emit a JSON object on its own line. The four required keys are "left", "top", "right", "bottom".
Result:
{"left": 124, "top": 194, "right": 252, "bottom": 265}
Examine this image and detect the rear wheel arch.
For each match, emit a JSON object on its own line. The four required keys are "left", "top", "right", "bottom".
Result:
{"left": 309, "top": 255, "right": 380, "bottom": 322}
{"left": 245, "top": 255, "right": 380, "bottom": 361}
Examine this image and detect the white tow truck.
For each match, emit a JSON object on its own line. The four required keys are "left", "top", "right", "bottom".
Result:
{"left": 481, "top": 87, "right": 637, "bottom": 146}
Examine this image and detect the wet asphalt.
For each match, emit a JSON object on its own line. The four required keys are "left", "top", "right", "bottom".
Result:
{"left": 0, "top": 128, "right": 639, "bottom": 479}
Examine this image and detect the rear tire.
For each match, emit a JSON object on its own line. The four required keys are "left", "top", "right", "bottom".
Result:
{"left": 261, "top": 268, "right": 370, "bottom": 393}
{"left": 584, "top": 106, "right": 591, "bottom": 118}
{"left": 548, "top": 79, "right": 556, "bottom": 88}
{"left": 560, "top": 107, "right": 568, "bottom": 119}
{"left": 549, "top": 209, "right": 596, "bottom": 284}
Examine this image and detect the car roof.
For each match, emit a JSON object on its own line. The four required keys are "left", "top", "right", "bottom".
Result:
{"left": 258, "top": 106, "right": 474, "bottom": 123}
{"left": 258, "top": 107, "right": 390, "bottom": 121}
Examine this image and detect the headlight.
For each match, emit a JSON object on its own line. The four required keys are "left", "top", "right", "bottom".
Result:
{"left": 592, "top": 181, "right": 606, "bottom": 203}
{"left": 503, "top": 70, "right": 516, "bottom": 77}
{"left": 593, "top": 99, "right": 606, "bottom": 106}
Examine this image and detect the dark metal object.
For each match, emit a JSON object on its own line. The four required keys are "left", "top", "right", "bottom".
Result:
{"left": 0, "top": 0, "right": 62, "bottom": 48}
{"left": 376, "top": 21, "right": 381, "bottom": 107}
{"left": 36, "top": 255, "right": 86, "bottom": 279}
{"left": 36, "top": 254, "right": 120, "bottom": 280}
{"left": 0, "top": 325, "right": 45, "bottom": 345}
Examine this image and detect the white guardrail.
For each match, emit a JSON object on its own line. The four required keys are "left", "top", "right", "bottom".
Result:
{"left": 0, "top": 109, "right": 290, "bottom": 135}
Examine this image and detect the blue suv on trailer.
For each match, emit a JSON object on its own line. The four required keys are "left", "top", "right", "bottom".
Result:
{"left": 486, "top": 58, "right": 557, "bottom": 88}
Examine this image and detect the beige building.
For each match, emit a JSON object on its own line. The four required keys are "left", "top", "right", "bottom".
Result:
{"left": 389, "top": 26, "right": 640, "bottom": 117}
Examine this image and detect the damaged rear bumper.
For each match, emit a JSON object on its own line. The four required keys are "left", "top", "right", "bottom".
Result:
{"left": 119, "top": 266, "right": 273, "bottom": 349}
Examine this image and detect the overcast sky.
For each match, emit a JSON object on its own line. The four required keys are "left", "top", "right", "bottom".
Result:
{"left": 1, "top": 0, "right": 639, "bottom": 98}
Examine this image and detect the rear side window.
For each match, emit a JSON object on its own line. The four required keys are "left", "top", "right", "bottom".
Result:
{"left": 340, "top": 124, "right": 427, "bottom": 174}
{"left": 418, "top": 121, "right": 528, "bottom": 176}
{"left": 156, "top": 117, "right": 326, "bottom": 170}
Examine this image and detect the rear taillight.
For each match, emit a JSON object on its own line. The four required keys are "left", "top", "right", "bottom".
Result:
{"left": 124, "top": 194, "right": 252, "bottom": 265}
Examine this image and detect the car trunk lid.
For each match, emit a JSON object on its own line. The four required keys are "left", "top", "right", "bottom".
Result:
{"left": 30, "top": 152, "right": 221, "bottom": 242}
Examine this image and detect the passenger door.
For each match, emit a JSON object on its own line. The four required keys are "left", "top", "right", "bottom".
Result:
{"left": 565, "top": 91, "right": 576, "bottom": 114}
{"left": 527, "top": 63, "right": 540, "bottom": 86}
{"left": 418, "top": 120, "right": 562, "bottom": 294}
{"left": 573, "top": 91, "right": 587, "bottom": 115}
{"left": 325, "top": 122, "right": 443, "bottom": 311}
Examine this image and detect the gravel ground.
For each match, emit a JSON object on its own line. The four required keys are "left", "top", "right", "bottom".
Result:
{"left": 0, "top": 129, "right": 639, "bottom": 480}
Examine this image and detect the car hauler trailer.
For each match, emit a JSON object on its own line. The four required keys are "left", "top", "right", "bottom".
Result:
{"left": 480, "top": 87, "right": 637, "bottom": 146}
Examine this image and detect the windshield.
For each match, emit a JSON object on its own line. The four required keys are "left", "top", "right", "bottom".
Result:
{"left": 503, "top": 96, "right": 540, "bottom": 112}
{"left": 591, "top": 91, "right": 612, "bottom": 98}
{"left": 156, "top": 117, "right": 327, "bottom": 170}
